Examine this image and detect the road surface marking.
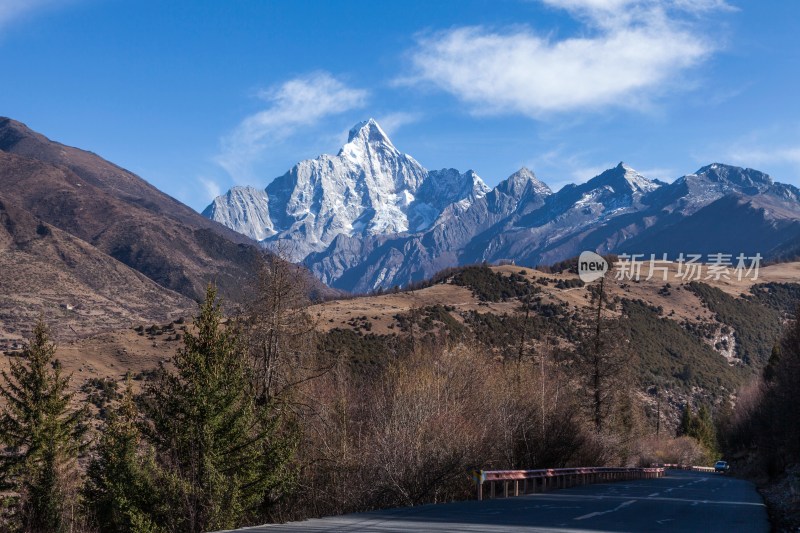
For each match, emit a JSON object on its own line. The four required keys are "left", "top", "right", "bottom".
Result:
{"left": 648, "top": 493, "right": 660, "bottom": 497}
{"left": 574, "top": 500, "right": 636, "bottom": 521}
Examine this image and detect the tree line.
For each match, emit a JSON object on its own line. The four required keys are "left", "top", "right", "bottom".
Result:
{"left": 0, "top": 260, "right": 744, "bottom": 532}
{"left": 0, "top": 255, "right": 309, "bottom": 532}
{"left": 720, "top": 307, "right": 800, "bottom": 475}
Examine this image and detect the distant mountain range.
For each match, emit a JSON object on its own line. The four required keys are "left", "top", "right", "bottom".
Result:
{"left": 1, "top": 115, "right": 795, "bottom": 309}
{"left": 206, "top": 119, "right": 800, "bottom": 293}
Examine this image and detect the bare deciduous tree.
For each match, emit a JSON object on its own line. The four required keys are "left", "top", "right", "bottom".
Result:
{"left": 244, "top": 249, "right": 321, "bottom": 406}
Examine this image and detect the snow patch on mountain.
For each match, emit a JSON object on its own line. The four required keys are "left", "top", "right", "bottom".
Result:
{"left": 202, "top": 186, "right": 274, "bottom": 241}
{"left": 620, "top": 162, "right": 661, "bottom": 193}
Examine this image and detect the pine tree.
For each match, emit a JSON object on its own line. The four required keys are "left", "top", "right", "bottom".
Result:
{"left": 142, "top": 284, "right": 296, "bottom": 532}
{"left": 764, "top": 305, "right": 800, "bottom": 471}
{"left": 693, "top": 405, "right": 719, "bottom": 458}
{"left": 676, "top": 403, "right": 718, "bottom": 461}
{"left": 763, "top": 344, "right": 781, "bottom": 383}
{"left": 576, "top": 316, "right": 629, "bottom": 433}
{"left": 85, "top": 377, "right": 162, "bottom": 532}
{"left": 0, "top": 320, "right": 85, "bottom": 532}
{"left": 677, "top": 404, "right": 693, "bottom": 438}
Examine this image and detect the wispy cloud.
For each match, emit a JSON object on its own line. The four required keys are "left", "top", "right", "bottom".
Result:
{"left": 0, "top": 0, "right": 73, "bottom": 30}
{"left": 541, "top": 0, "right": 735, "bottom": 20}
{"left": 526, "top": 146, "right": 614, "bottom": 190}
{"left": 374, "top": 111, "right": 422, "bottom": 136}
{"left": 726, "top": 146, "right": 800, "bottom": 171}
{"left": 198, "top": 176, "right": 222, "bottom": 201}
{"left": 527, "top": 144, "right": 675, "bottom": 189}
{"left": 713, "top": 124, "right": 800, "bottom": 178}
{"left": 638, "top": 166, "right": 677, "bottom": 182}
{"left": 403, "top": 0, "right": 731, "bottom": 118}
{"left": 569, "top": 164, "right": 614, "bottom": 183}
{"left": 216, "top": 72, "right": 368, "bottom": 182}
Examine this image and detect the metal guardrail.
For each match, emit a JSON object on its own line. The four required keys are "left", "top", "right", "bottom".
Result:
{"left": 655, "top": 463, "right": 716, "bottom": 473}
{"left": 472, "top": 466, "right": 665, "bottom": 500}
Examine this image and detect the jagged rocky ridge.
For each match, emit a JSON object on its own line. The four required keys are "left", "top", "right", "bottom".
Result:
{"left": 205, "top": 120, "right": 800, "bottom": 293}
{"left": 204, "top": 119, "right": 489, "bottom": 262}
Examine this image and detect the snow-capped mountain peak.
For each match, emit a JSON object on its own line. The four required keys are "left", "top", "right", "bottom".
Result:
{"left": 615, "top": 162, "right": 660, "bottom": 193}
{"left": 587, "top": 162, "right": 661, "bottom": 195}
{"left": 205, "top": 119, "right": 487, "bottom": 261}
{"left": 498, "top": 167, "right": 553, "bottom": 199}
{"left": 339, "top": 118, "right": 399, "bottom": 163}
{"left": 466, "top": 170, "right": 492, "bottom": 198}
{"left": 346, "top": 118, "right": 393, "bottom": 146}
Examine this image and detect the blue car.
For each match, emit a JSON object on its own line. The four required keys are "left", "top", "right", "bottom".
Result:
{"left": 714, "top": 461, "right": 729, "bottom": 473}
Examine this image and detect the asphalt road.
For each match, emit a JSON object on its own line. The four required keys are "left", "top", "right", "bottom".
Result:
{"left": 220, "top": 471, "right": 769, "bottom": 532}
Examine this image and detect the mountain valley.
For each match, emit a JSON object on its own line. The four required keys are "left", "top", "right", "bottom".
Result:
{"left": 2, "top": 116, "right": 800, "bottom": 530}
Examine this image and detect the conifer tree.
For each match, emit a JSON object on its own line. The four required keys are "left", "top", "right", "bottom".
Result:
{"left": 693, "top": 405, "right": 719, "bottom": 457}
{"left": 677, "top": 403, "right": 718, "bottom": 461}
{"left": 0, "top": 320, "right": 85, "bottom": 532}
{"left": 576, "top": 317, "right": 628, "bottom": 433}
{"left": 763, "top": 344, "right": 781, "bottom": 383}
{"left": 142, "top": 284, "right": 296, "bottom": 532}
{"left": 677, "top": 403, "right": 694, "bottom": 438}
{"left": 763, "top": 305, "right": 800, "bottom": 471}
{"left": 85, "top": 377, "right": 161, "bottom": 532}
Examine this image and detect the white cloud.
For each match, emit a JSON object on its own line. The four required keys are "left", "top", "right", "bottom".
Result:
{"left": 714, "top": 125, "right": 800, "bottom": 175}
{"left": 216, "top": 72, "right": 368, "bottom": 181}
{"left": 198, "top": 176, "right": 222, "bottom": 201}
{"left": 405, "top": 0, "right": 730, "bottom": 118}
{"left": 727, "top": 146, "right": 800, "bottom": 170}
{"left": 541, "top": 0, "right": 733, "bottom": 17}
{"left": 669, "top": 0, "right": 736, "bottom": 14}
{"left": 539, "top": 0, "right": 734, "bottom": 31}
{"left": 570, "top": 164, "right": 614, "bottom": 183}
{"left": 527, "top": 145, "right": 676, "bottom": 190}
{"left": 541, "top": 0, "right": 635, "bottom": 9}
{"left": 524, "top": 146, "right": 597, "bottom": 189}
{"left": 637, "top": 166, "right": 677, "bottom": 182}
{"left": 375, "top": 111, "right": 422, "bottom": 136}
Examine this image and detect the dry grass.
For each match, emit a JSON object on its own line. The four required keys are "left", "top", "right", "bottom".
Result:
{"left": 312, "top": 261, "right": 793, "bottom": 335}
{"left": 4, "top": 261, "right": 797, "bottom": 404}
{"left": 0, "top": 326, "right": 182, "bottom": 399}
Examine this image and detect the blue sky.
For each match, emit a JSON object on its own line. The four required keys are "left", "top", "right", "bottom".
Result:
{"left": 1, "top": 0, "right": 798, "bottom": 211}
